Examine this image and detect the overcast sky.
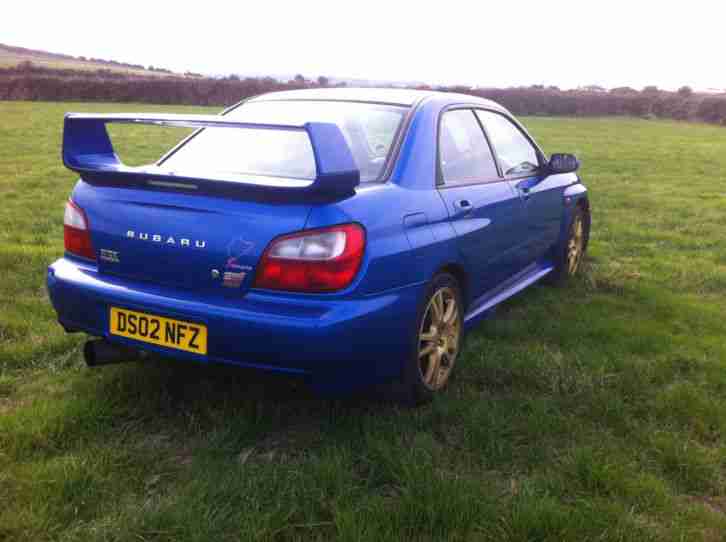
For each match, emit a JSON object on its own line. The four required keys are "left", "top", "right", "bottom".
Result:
{"left": 2, "top": 0, "right": 723, "bottom": 90}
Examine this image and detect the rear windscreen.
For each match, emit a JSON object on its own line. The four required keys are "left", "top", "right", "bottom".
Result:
{"left": 160, "top": 101, "right": 408, "bottom": 183}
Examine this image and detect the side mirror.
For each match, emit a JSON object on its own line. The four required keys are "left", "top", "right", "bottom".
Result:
{"left": 547, "top": 153, "right": 580, "bottom": 174}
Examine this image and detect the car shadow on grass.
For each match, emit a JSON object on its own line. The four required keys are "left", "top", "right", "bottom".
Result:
{"left": 84, "top": 354, "right": 405, "bottom": 458}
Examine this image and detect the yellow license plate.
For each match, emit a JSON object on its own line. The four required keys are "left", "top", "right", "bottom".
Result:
{"left": 109, "top": 307, "right": 207, "bottom": 355}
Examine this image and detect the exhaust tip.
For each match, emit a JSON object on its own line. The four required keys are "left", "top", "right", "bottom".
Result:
{"left": 83, "top": 340, "right": 99, "bottom": 366}
{"left": 83, "top": 339, "right": 140, "bottom": 367}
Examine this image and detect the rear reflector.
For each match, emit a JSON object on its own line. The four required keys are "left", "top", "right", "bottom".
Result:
{"left": 64, "top": 199, "right": 95, "bottom": 260}
{"left": 254, "top": 223, "right": 365, "bottom": 292}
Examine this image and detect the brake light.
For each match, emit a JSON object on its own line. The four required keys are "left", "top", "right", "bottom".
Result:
{"left": 254, "top": 223, "right": 365, "bottom": 292}
{"left": 64, "top": 199, "right": 95, "bottom": 260}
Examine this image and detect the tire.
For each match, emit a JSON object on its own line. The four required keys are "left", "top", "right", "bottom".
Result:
{"left": 399, "top": 273, "right": 464, "bottom": 405}
{"left": 547, "top": 204, "right": 590, "bottom": 285}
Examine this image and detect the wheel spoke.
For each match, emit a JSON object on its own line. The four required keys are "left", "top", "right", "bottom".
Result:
{"left": 430, "top": 292, "right": 444, "bottom": 323}
{"left": 424, "top": 349, "right": 441, "bottom": 384}
{"left": 570, "top": 245, "right": 580, "bottom": 273}
{"left": 436, "top": 292, "right": 446, "bottom": 322}
{"left": 420, "top": 330, "right": 436, "bottom": 342}
{"left": 419, "top": 343, "right": 435, "bottom": 358}
{"left": 447, "top": 330, "right": 458, "bottom": 350}
{"left": 439, "top": 349, "right": 449, "bottom": 366}
{"left": 433, "top": 354, "right": 450, "bottom": 387}
{"left": 431, "top": 365, "right": 442, "bottom": 388}
{"left": 443, "top": 297, "right": 457, "bottom": 324}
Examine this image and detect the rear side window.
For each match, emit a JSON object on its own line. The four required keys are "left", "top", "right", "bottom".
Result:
{"left": 161, "top": 101, "right": 407, "bottom": 183}
{"left": 438, "top": 110, "right": 499, "bottom": 185}
{"left": 475, "top": 110, "right": 540, "bottom": 176}
{"left": 360, "top": 110, "right": 402, "bottom": 159}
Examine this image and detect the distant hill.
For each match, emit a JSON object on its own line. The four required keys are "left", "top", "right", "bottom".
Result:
{"left": 0, "top": 43, "right": 196, "bottom": 78}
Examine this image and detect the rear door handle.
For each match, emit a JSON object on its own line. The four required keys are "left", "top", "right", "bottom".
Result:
{"left": 455, "top": 199, "right": 473, "bottom": 214}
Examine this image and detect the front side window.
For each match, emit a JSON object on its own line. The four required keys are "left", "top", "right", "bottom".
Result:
{"left": 161, "top": 101, "right": 407, "bottom": 183}
{"left": 475, "top": 110, "right": 540, "bottom": 176}
{"left": 438, "top": 109, "right": 499, "bottom": 185}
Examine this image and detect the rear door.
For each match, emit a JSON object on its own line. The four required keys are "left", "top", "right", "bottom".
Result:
{"left": 436, "top": 109, "right": 528, "bottom": 298}
{"left": 475, "top": 110, "right": 563, "bottom": 264}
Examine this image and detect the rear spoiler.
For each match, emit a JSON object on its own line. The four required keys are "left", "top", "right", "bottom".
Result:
{"left": 62, "top": 113, "right": 360, "bottom": 196}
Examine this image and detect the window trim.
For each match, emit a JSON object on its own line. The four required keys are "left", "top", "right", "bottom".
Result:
{"left": 435, "top": 105, "right": 504, "bottom": 189}
{"left": 473, "top": 108, "right": 547, "bottom": 181}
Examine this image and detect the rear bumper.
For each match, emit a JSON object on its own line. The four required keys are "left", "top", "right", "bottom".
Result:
{"left": 47, "top": 257, "right": 424, "bottom": 389}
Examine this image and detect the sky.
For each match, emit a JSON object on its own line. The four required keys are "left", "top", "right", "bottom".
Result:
{"left": 2, "top": 0, "right": 723, "bottom": 91}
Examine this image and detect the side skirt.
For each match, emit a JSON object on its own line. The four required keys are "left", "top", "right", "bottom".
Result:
{"left": 463, "top": 261, "right": 554, "bottom": 329}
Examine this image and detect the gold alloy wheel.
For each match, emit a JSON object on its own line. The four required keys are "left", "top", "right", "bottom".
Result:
{"left": 567, "top": 214, "right": 585, "bottom": 275}
{"left": 418, "top": 286, "right": 461, "bottom": 391}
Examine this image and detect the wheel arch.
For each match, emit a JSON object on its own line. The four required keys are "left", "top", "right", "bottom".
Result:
{"left": 435, "top": 263, "right": 469, "bottom": 311}
{"left": 557, "top": 183, "right": 590, "bottom": 251}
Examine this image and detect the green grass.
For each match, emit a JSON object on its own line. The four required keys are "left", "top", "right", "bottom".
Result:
{"left": 2, "top": 101, "right": 726, "bottom": 541}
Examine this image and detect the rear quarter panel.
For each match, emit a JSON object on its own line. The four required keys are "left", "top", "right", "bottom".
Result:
{"left": 304, "top": 183, "right": 458, "bottom": 296}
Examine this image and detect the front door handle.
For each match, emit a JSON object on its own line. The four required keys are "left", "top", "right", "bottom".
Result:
{"left": 516, "top": 178, "right": 538, "bottom": 200}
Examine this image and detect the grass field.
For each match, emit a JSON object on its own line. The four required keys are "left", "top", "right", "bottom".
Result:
{"left": 2, "top": 101, "right": 726, "bottom": 541}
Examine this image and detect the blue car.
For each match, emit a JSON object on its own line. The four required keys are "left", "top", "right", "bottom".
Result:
{"left": 48, "top": 88, "right": 589, "bottom": 402}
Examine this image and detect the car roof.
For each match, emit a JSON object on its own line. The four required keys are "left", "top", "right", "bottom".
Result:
{"left": 247, "top": 87, "right": 507, "bottom": 111}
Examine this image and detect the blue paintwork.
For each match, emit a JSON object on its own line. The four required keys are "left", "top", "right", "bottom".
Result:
{"left": 47, "top": 89, "right": 588, "bottom": 395}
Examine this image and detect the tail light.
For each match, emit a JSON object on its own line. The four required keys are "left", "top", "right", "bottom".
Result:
{"left": 254, "top": 223, "right": 365, "bottom": 292}
{"left": 64, "top": 199, "right": 95, "bottom": 260}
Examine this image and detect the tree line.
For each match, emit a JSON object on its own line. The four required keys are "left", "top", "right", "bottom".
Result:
{"left": 1, "top": 63, "right": 725, "bottom": 125}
